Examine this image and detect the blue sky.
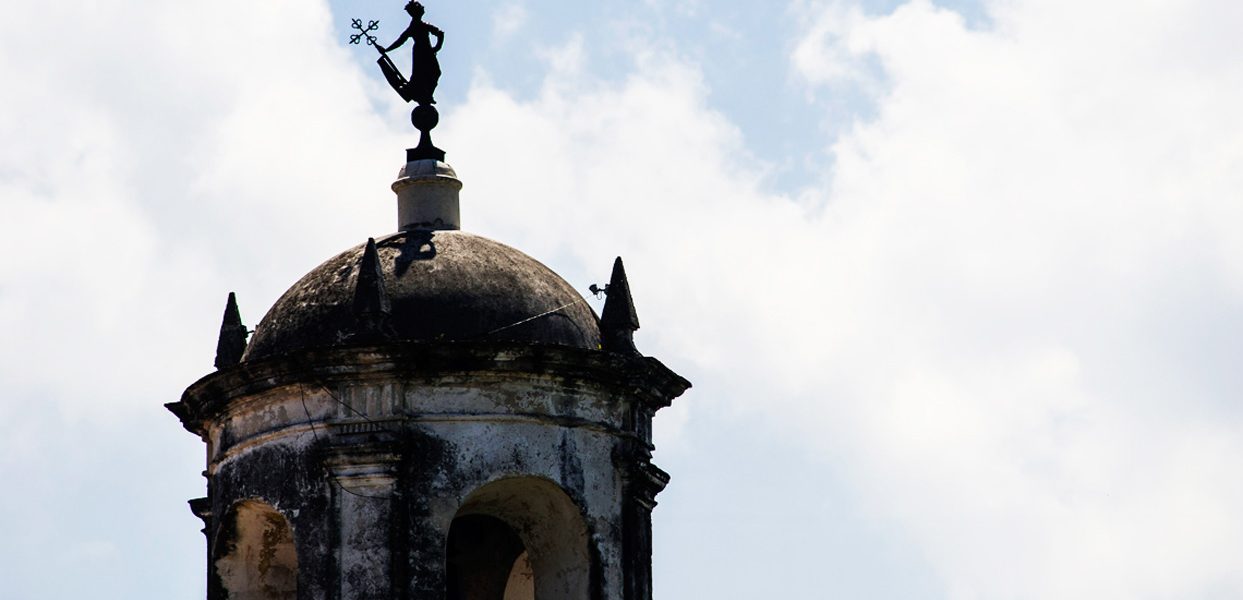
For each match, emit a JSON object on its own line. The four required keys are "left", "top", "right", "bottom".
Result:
{"left": 336, "top": 0, "right": 842, "bottom": 192}
{"left": 3, "top": 0, "right": 1243, "bottom": 598}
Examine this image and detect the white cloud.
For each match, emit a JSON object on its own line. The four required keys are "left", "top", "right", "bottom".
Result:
{"left": 0, "top": 0, "right": 405, "bottom": 419}
{"left": 448, "top": 0, "right": 1243, "bottom": 597}
{"left": 533, "top": 32, "right": 588, "bottom": 78}
{"left": 492, "top": 2, "right": 529, "bottom": 42}
{"left": 780, "top": 1, "right": 1243, "bottom": 597}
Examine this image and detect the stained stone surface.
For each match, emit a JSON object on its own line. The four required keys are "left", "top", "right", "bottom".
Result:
{"left": 244, "top": 231, "right": 602, "bottom": 362}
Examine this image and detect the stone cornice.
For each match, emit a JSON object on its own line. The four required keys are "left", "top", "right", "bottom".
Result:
{"left": 167, "top": 342, "right": 690, "bottom": 436}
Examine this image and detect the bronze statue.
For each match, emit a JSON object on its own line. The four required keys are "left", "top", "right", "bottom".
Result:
{"left": 349, "top": 2, "right": 448, "bottom": 161}
{"left": 381, "top": 2, "right": 443, "bottom": 105}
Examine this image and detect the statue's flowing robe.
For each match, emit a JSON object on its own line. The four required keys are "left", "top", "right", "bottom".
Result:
{"left": 407, "top": 22, "right": 441, "bottom": 104}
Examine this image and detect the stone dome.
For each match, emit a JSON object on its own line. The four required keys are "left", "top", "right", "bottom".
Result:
{"left": 242, "top": 230, "right": 602, "bottom": 362}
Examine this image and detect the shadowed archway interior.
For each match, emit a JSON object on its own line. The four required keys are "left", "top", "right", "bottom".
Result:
{"left": 447, "top": 477, "right": 590, "bottom": 600}
{"left": 446, "top": 514, "right": 533, "bottom": 600}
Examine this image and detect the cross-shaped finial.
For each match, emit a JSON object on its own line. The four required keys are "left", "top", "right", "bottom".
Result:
{"left": 348, "top": 18, "right": 380, "bottom": 45}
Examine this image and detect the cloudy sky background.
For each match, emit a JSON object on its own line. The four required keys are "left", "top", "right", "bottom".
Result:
{"left": 2, "top": 0, "right": 1242, "bottom": 597}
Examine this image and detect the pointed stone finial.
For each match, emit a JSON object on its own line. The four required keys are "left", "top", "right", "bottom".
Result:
{"left": 600, "top": 257, "right": 640, "bottom": 355}
{"left": 351, "top": 238, "right": 395, "bottom": 341}
{"left": 214, "top": 292, "right": 249, "bottom": 369}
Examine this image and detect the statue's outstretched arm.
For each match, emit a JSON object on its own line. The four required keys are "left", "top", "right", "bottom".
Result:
{"left": 384, "top": 28, "right": 413, "bottom": 53}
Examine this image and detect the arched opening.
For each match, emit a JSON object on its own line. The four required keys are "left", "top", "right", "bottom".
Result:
{"left": 214, "top": 500, "right": 298, "bottom": 600}
{"left": 446, "top": 515, "right": 530, "bottom": 600}
{"left": 446, "top": 477, "right": 589, "bottom": 600}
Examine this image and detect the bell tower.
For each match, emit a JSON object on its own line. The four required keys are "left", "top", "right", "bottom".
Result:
{"left": 167, "top": 6, "right": 689, "bottom": 600}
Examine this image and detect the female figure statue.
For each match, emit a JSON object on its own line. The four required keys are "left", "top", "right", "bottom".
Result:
{"left": 383, "top": 1, "right": 443, "bottom": 105}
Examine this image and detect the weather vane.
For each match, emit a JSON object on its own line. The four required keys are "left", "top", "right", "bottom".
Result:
{"left": 349, "top": 2, "right": 446, "bottom": 161}
{"left": 348, "top": 19, "right": 380, "bottom": 46}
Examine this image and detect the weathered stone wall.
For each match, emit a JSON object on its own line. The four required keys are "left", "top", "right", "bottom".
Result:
{"left": 170, "top": 344, "right": 688, "bottom": 600}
